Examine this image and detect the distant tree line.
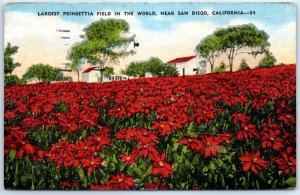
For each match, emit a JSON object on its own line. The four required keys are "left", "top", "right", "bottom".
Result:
{"left": 122, "top": 57, "right": 179, "bottom": 77}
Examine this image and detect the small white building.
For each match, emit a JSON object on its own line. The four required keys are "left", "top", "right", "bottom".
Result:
{"left": 82, "top": 66, "right": 129, "bottom": 83}
{"left": 166, "top": 55, "right": 207, "bottom": 76}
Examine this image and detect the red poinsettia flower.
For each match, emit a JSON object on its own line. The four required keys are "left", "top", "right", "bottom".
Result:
{"left": 151, "top": 152, "right": 174, "bottom": 178}
{"left": 273, "top": 147, "right": 296, "bottom": 174}
{"left": 4, "top": 128, "right": 35, "bottom": 157}
{"left": 231, "top": 112, "right": 250, "bottom": 124}
{"left": 120, "top": 153, "right": 136, "bottom": 165}
{"left": 261, "top": 129, "right": 284, "bottom": 151}
{"left": 85, "top": 133, "right": 111, "bottom": 152}
{"left": 115, "top": 128, "right": 136, "bottom": 141}
{"left": 278, "top": 114, "right": 296, "bottom": 126}
{"left": 200, "top": 135, "right": 222, "bottom": 157}
{"left": 179, "top": 137, "right": 203, "bottom": 152}
{"left": 151, "top": 120, "right": 181, "bottom": 136}
{"left": 135, "top": 128, "right": 158, "bottom": 144}
{"left": 237, "top": 123, "right": 259, "bottom": 140}
{"left": 134, "top": 142, "right": 159, "bottom": 159}
{"left": 81, "top": 157, "right": 103, "bottom": 174}
{"left": 239, "top": 151, "right": 268, "bottom": 174}
{"left": 144, "top": 179, "right": 169, "bottom": 190}
{"left": 107, "top": 173, "right": 134, "bottom": 190}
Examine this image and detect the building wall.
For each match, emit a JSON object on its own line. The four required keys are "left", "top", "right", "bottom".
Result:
{"left": 174, "top": 57, "right": 208, "bottom": 76}
{"left": 82, "top": 71, "right": 129, "bottom": 83}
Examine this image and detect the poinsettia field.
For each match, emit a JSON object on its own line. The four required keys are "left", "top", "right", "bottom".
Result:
{"left": 4, "top": 64, "right": 296, "bottom": 190}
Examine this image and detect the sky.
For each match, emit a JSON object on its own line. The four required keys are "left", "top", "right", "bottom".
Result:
{"left": 4, "top": 2, "right": 296, "bottom": 79}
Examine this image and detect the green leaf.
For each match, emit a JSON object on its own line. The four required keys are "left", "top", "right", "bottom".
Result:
{"left": 285, "top": 177, "right": 296, "bottom": 188}
{"left": 8, "top": 150, "right": 16, "bottom": 161}
{"left": 81, "top": 130, "right": 87, "bottom": 139}
{"left": 77, "top": 168, "right": 85, "bottom": 180}
{"left": 187, "top": 122, "right": 198, "bottom": 137}
{"left": 182, "top": 146, "right": 188, "bottom": 154}
{"left": 209, "top": 161, "right": 216, "bottom": 172}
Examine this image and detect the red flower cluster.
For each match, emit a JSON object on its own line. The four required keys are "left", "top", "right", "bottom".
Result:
{"left": 44, "top": 127, "right": 110, "bottom": 173}
{"left": 4, "top": 65, "right": 296, "bottom": 190}
{"left": 90, "top": 173, "right": 134, "bottom": 190}
{"left": 179, "top": 134, "right": 231, "bottom": 157}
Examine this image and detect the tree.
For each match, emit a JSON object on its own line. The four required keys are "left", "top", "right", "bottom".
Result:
{"left": 161, "top": 64, "right": 179, "bottom": 76}
{"left": 23, "top": 63, "right": 66, "bottom": 83}
{"left": 4, "top": 42, "right": 21, "bottom": 75}
{"left": 213, "top": 61, "right": 228, "bottom": 73}
{"left": 103, "top": 67, "right": 114, "bottom": 78}
{"left": 4, "top": 75, "right": 25, "bottom": 87}
{"left": 214, "top": 23, "right": 270, "bottom": 72}
{"left": 144, "top": 57, "right": 165, "bottom": 76}
{"left": 68, "top": 19, "right": 136, "bottom": 82}
{"left": 123, "top": 57, "right": 178, "bottom": 77}
{"left": 259, "top": 52, "right": 277, "bottom": 68}
{"left": 239, "top": 59, "right": 250, "bottom": 70}
{"left": 196, "top": 35, "right": 221, "bottom": 73}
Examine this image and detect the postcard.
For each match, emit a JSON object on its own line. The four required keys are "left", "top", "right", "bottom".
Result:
{"left": 4, "top": 1, "right": 296, "bottom": 190}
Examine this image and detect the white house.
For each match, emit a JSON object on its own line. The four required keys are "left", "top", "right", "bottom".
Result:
{"left": 166, "top": 55, "right": 207, "bottom": 76}
{"left": 82, "top": 66, "right": 129, "bottom": 83}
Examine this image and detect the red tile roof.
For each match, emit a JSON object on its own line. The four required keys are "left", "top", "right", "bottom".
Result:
{"left": 167, "top": 55, "right": 197, "bottom": 64}
{"left": 82, "top": 66, "right": 97, "bottom": 73}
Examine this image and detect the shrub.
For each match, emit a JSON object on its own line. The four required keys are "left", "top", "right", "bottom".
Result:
{"left": 213, "top": 61, "right": 227, "bottom": 73}
{"left": 239, "top": 59, "right": 250, "bottom": 70}
{"left": 259, "top": 53, "right": 277, "bottom": 68}
{"left": 4, "top": 75, "right": 25, "bottom": 87}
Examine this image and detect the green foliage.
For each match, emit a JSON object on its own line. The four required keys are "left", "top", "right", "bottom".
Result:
{"left": 124, "top": 57, "right": 178, "bottom": 77}
{"left": 68, "top": 19, "right": 136, "bottom": 82}
{"left": 161, "top": 64, "right": 179, "bottom": 76}
{"left": 4, "top": 42, "right": 21, "bottom": 75}
{"left": 284, "top": 177, "right": 296, "bottom": 189}
{"left": 22, "top": 63, "right": 66, "bottom": 83}
{"left": 4, "top": 75, "right": 25, "bottom": 87}
{"left": 62, "top": 76, "right": 73, "bottom": 82}
{"left": 214, "top": 61, "right": 228, "bottom": 73}
{"left": 259, "top": 52, "right": 276, "bottom": 68}
{"left": 103, "top": 67, "right": 114, "bottom": 78}
{"left": 239, "top": 59, "right": 250, "bottom": 70}
{"left": 196, "top": 35, "right": 221, "bottom": 73}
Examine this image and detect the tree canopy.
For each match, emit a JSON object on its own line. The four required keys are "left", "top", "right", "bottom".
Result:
{"left": 214, "top": 23, "right": 270, "bottom": 71}
{"left": 123, "top": 57, "right": 178, "bottom": 77}
{"left": 68, "top": 18, "right": 136, "bottom": 82}
{"left": 103, "top": 67, "right": 115, "bottom": 78}
{"left": 196, "top": 35, "right": 221, "bottom": 73}
{"left": 196, "top": 23, "right": 270, "bottom": 72}
{"left": 22, "top": 63, "right": 68, "bottom": 82}
{"left": 4, "top": 42, "right": 21, "bottom": 75}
